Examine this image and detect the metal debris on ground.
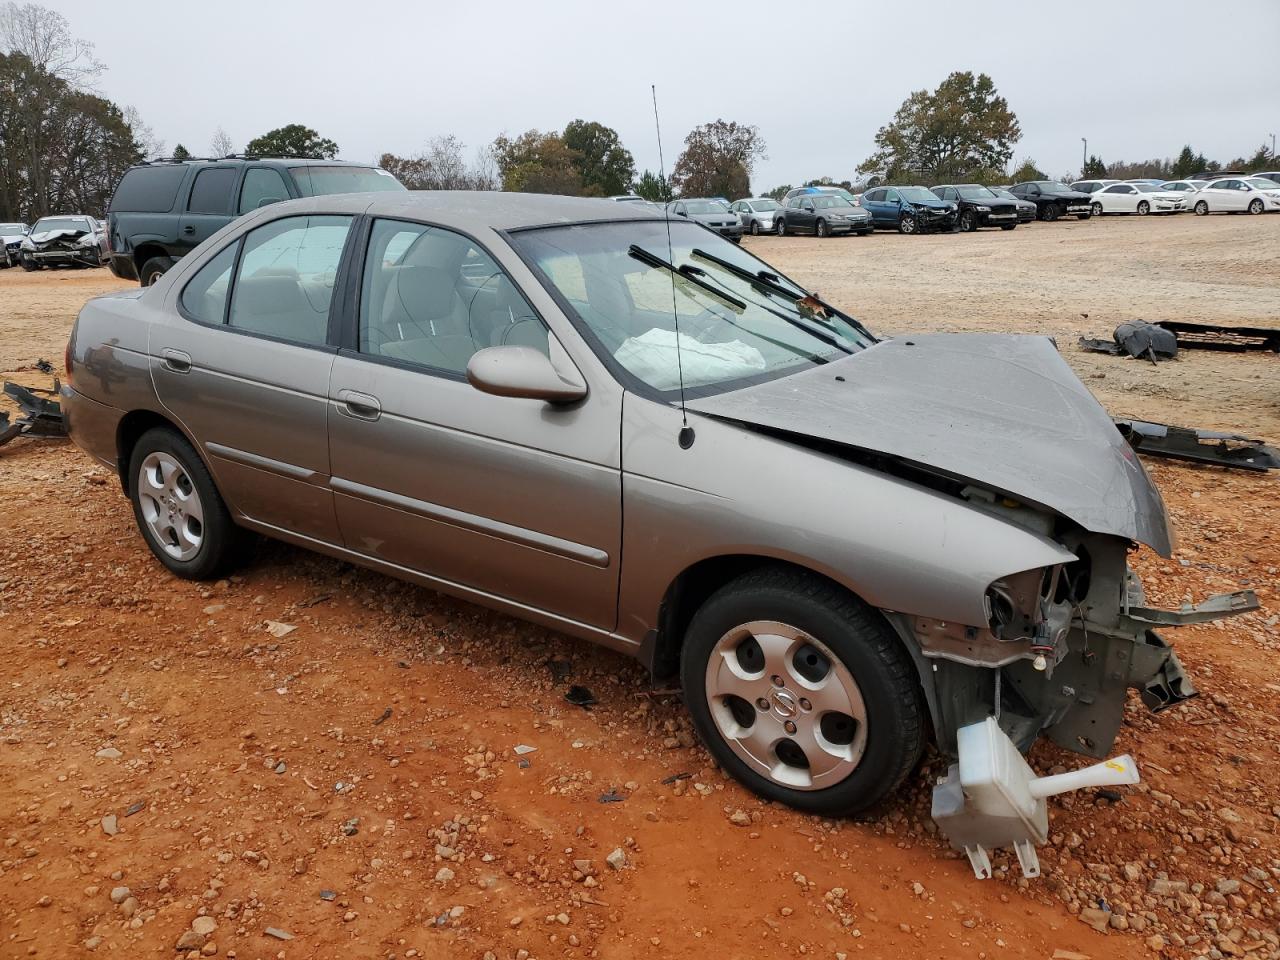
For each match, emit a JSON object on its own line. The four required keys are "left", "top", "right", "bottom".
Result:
{"left": 319, "top": 890, "right": 337, "bottom": 901}
{"left": 1078, "top": 321, "right": 1178, "bottom": 363}
{"left": 1158, "top": 320, "right": 1280, "bottom": 353}
{"left": 565, "top": 685, "right": 597, "bottom": 709}
{"left": 372, "top": 707, "right": 392, "bottom": 725}
{"left": 660, "top": 772, "right": 692, "bottom": 785}
{"left": 124, "top": 802, "right": 145, "bottom": 817}
{"left": 0, "top": 379, "right": 67, "bottom": 447}
{"left": 597, "top": 791, "right": 625, "bottom": 803}
{"left": 513, "top": 744, "right": 537, "bottom": 755}
{"left": 1115, "top": 418, "right": 1280, "bottom": 472}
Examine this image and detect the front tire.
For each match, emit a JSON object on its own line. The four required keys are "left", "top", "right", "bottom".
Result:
{"left": 775, "top": 218, "right": 786, "bottom": 237}
{"left": 815, "top": 218, "right": 829, "bottom": 238}
{"left": 20, "top": 255, "right": 37, "bottom": 271}
{"left": 1248, "top": 198, "right": 1264, "bottom": 215}
{"left": 1041, "top": 203, "right": 1060, "bottom": 222}
{"left": 897, "top": 213, "right": 917, "bottom": 235}
{"left": 1136, "top": 200, "right": 1150, "bottom": 216}
{"left": 1194, "top": 200, "right": 1209, "bottom": 216}
{"left": 680, "top": 566, "right": 925, "bottom": 816}
{"left": 127, "top": 427, "right": 246, "bottom": 580}
{"left": 1001, "top": 223, "right": 1017, "bottom": 230}
{"left": 750, "top": 221, "right": 761, "bottom": 235}
{"left": 958, "top": 210, "right": 976, "bottom": 232}
{"left": 1091, "top": 202, "right": 1103, "bottom": 217}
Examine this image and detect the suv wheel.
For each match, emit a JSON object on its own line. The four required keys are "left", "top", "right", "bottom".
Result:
{"left": 128, "top": 427, "right": 247, "bottom": 579}
{"left": 680, "top": 567, "right": 925, "bottom": 815}
{"left": 139, "top": 256, "right": 173, "bottom": 287}
{"left": 897, "top": 213, "right": 917, "bottom": 235}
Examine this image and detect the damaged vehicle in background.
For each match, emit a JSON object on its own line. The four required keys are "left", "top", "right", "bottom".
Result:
{"left": 1, "top": 222, "right": 28, "bottom": 267}
{"left": 860, "top": 185, "right": 958, "bottom": 233}
{"left": 19, "top": 215, "right": 107, "bottom": 270}
{"left": 61, "top": 193, "right": 1256, "bottom": 874}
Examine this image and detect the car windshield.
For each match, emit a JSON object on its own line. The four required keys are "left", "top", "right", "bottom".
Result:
{"left": 749, "top": 200, "right": 780, "bottom": 211}
{"left": 288, "top": 166, "right": 406, "bottom": 197}
{"left": 957, "top": 186, "right": 997, "bottom": 200}
{"left": 1247, "top": 178, "right": 1278, "bottom": 190}
{"left": 1033, "top": 181, "right": 1066, "bottom": 192}
{"left": 509, "top": 220, "right": 873, "bottom": 397}
{"left": 682, "top": 200, "right": 729, "bottom": 214}
{"left": 990, "top": 188, "right": 1016, "bottom": 199}
{"left": 0, "top": 223, "right": 25, "bottom": 233}
{"left": 32, "top": 217, "right": 89, "bottom": 232}
{"left": 813, "top": 196, "right": 854, "bottom": 209}
{"left": 897, "top": 187, "right": 936, "bottom": 202}
{"left": 815, "top": 188, "right": 858, "bottom": 202}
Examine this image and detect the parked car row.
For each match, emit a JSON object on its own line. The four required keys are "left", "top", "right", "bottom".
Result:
{"left": 1070, "top": 175, "right": 1280, "bottom": 216}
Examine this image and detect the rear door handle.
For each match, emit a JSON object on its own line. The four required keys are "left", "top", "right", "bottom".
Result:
{"left": 182, "top": 225, "right": 195, "bottom": 235}
{"left": 337, "top": 389, "right": 381, "bottom": 421}
{"left": 162, "top": 348, "right": 191, "bottom": 373}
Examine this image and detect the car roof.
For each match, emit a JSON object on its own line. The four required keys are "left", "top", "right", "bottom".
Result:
{"left": 253, "top": 190, "right": 665, "bottom": 231}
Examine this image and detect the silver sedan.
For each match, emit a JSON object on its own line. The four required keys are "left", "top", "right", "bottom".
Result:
{"left": 62, "top": 192, "right": 1248, "bottom": 842}
{"left": 730, "top": 197, "right": 782, "bottom": 235}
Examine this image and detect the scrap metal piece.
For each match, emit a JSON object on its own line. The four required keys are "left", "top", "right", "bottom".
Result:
{"left": 1077, "top": 336, "right": 1121, "bottom": 356}
{"left": 1126, "top": 589, "right": 1259, "bottom": 626}
{"left": 1113, "top": 320, "right": 1178, "bottom": 361}
{"left": 1115, "top": 418, "right": 1279, "bottom": 471}
{"left": 1160, "top": 320, "right": 1280, "bottom": 353}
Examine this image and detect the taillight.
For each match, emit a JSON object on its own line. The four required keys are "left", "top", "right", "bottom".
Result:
{"left": 64, "top": 337, "right": 74, "bottom": 386}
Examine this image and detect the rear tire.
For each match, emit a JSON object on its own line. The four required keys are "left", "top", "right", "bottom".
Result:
{"left": 680, "top": 566, "right": 925, "bottom": 816}
{"left": 139, "top": 256, "right": 173, "bottom": 287}
{"left": 127, "top": 427, "right": 247, "bottom": 580}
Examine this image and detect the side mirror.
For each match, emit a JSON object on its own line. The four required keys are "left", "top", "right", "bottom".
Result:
{"left": 466, "top": 345, "right": 587, "bottom": 404}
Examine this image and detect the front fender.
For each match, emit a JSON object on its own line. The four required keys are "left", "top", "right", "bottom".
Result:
{"left": 617, "top": 397, "right": 1074, "bottom": 643}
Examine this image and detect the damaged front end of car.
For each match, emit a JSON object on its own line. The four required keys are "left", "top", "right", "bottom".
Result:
{"left": 893, "top": 494, "right": 1257, "bottom": 879}
{"left": 22, "top": 227, "right": 102, "bottom": 267}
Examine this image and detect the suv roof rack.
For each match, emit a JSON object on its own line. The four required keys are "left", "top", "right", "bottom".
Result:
{"left": 136, "top": 153, "right": 329, "bottom": 166}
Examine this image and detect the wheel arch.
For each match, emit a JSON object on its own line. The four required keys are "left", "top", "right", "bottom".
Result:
{"left": 115, "top": 408, "right": 202, "bottom": 493}
{"left": 132, "top": 242, "right": 171, "bottom": 273}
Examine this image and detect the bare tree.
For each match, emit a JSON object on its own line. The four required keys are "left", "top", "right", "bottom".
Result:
{"left": 379, "top": 135, "right": 496, "bottom": 190}
{"left": 209, "top": 126, "right": 234, "bottom": 158}
{"left": 122, "top": 105, "right": 163, "bottom": 159}
{"left": 0, "top": 2, "right": 101, "bottom": 83}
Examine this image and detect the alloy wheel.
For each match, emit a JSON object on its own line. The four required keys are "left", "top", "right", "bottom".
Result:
{"left": 136, "top": 451, "right": 204, "bottom": 561}
{"left": 704, "top": 620, "right": 868, "bottom": 791}
{"left": 1091, "top": 202, "right": 1103, "bottom": 217}
{"left": 899, "top": 214, "right": 916, "bottom": 234}
{"left": 1195, "top": 200, "right": 1208, "bottom": 216}
{"left": 775, "top": 219, "right": 786, "bottom": 236}
{"left": 1248, "top": 199, "right": 1264, "bottom": 215}
{"left": 1137, "top": 201, "right": 1150, "bottom": 216}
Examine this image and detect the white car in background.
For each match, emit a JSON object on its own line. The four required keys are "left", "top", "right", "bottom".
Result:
{"left": 1161, "top": 179, "right": 1208, "bottom": 203}
{"left": 1192, "top": 177, "right": 1280, "bottom": 215}
{"left": 1089, "top": 182, "right": 1186, "bottom": 216}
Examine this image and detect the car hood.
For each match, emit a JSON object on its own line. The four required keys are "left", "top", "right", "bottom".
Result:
{"left": 905, "top": 197, "right": 953, "bottom": 210}
{"left": 29, "top": 227, "right": 91, "bottom": 245}
{"left": 1042, "top": 190, "right": 1092, "bottom": 202}
{"left": 687, "top": 333, "right": 1173, "bottom": 555}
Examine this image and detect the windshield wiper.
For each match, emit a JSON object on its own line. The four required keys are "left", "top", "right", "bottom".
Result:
{"left": 690, "top": 247, "right": 875, "bottom": 343}
{"left": 628, "top": 245, "right": 746, "bottom": 311}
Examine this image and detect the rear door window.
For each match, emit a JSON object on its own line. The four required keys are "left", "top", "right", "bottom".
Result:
{"left": 180, "top": 244, "right": 237, "bottom": 324}
{"left": 110, "top": 165, "right": 188, "bottom": 212}
{"left": 239, "top": 168, "right": 291, "bottom": 214}
{"left": 187, "top": 168, "right": 237, "bottom": 215}
{"left": 227, "top": 215, "right": 353, "bottom": 345}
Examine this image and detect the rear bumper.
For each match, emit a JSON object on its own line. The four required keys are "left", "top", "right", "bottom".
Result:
{"left": 60, "top": 385, "right": 123, "bottom": 473}
{"left": 108, "top": 253, "right": 139, "bottom": 281}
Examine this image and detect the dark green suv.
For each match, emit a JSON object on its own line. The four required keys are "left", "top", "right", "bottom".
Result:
{"left": 106, "top": 157, "right": 405, "bottom": 285}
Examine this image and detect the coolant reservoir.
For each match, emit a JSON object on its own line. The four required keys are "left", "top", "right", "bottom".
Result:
{"left": 932, "top": 717, "right": 1140, "bottom": 879}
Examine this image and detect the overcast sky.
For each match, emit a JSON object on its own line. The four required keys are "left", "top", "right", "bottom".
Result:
{"left": 55, "top": 0, "right": 1279, "bottom": 189}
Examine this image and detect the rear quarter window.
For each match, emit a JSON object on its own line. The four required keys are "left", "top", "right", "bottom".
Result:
{"left": 109, "top": 166, "right": 188, "bottom": 213}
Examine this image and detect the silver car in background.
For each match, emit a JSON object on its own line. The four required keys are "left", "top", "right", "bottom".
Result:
{"left": 665, "top": 197, "right": 743, "bottom": 241}
{"left": 729, "top": 197, "right": 782, "bottom": 235}
{"left": 62, "top": 192, "right": 1250, "bottom": 834}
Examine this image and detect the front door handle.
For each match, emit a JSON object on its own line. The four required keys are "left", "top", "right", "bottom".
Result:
{"left": 162, "top": 348, "right": 191, "bottom": 373}
{"left": 338, "top": 389, "right": 381, "bottom": 421}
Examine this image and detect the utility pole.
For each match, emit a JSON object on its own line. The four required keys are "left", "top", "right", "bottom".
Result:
{"left": 1271, "top": 133, "right": 1276, "bottom": 160}
{"left": 1081, "top": 137, "right": 1088, "bottom": 175}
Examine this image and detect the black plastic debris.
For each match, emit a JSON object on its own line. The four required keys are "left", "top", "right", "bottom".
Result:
{"left": 565, "top": 685, "right": 597, "bottom": 709}
{"left": 598, "top": 791, "right": 625, "bottom": 804}
{"left": 124, "top": 802, "right": 145, "bottom": 817}
{"left": 660, "top": 772, "right": 692, "bottom": 785}
{"left": 34, "top": 358, "right": 54, "bottom": 374}
{"left": 1079, "top": 321, "right": 1178, "bottom": 363}
{"left": 1115, "top": 418, "right": 1280, "bottom": 472}
{"left": 0, "top": 379, "right": 66, "bottom": 447}
{"left": 373, "top": 707, "right": 392, "bottom": 725}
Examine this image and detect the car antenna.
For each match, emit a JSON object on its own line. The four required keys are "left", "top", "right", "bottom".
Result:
{"left": 652, "top": 83, "right": 694, "bottom": 450}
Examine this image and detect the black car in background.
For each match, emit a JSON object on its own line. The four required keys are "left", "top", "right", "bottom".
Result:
{"left": 106, "top": 157, "right": 406, "bottom": 285}
{"left": 1007, "top": 181, "right": 1093, "bottom": 221}
{"left": 775, "top": 194, "right": 873, "bottom": 237}
{"left": 931, "top": 184, "right": 1019, "bottom": 231}
{"left": 989, "top": 187, "right": 1038, "bottom": 223}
